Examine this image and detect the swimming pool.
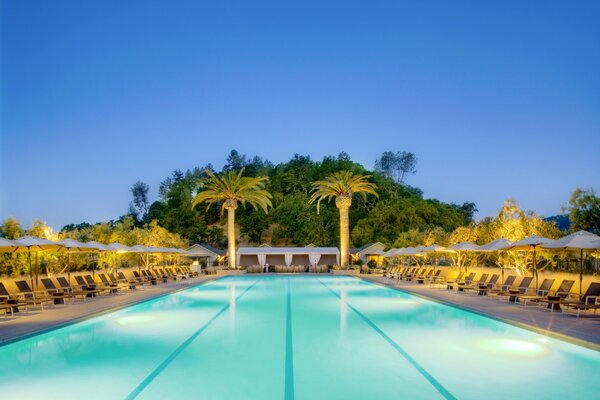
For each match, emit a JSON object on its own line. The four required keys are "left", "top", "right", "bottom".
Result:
{"left": 0, "top": 275, "right": 598, "bottom": 399}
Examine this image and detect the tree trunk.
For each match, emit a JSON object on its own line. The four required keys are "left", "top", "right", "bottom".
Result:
{"left": 227, "top": 207, "right": 236, "bottom": 269}
{"left": 339, "top": 205, "right": 350, "bottom": 266}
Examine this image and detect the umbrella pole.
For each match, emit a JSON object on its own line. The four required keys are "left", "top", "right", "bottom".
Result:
{"left": 68, "top": 251, "right": 71, "bottom": 285}
{"left": 28, "top": 249, "right": 33, "bottom": 290}
{"left": 533, "top": 246, "right": 538, "bottom": 293}
{"left": 500, "top": 251, "right": 504, "bottom": 285}
{"left": 35, "top": 251, "right": 39, "bottom": 291}
{"left": 580, "top": 248, "right": 584, "bottom": 300}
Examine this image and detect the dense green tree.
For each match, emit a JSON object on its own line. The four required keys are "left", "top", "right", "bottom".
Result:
{"left": 0, "top": 217, "right": 23, "bottom": 239}
{"left": 375, "top": 151, "right": 418, "bottom": 184}
{"left": 566, "top": 187, "right": 600, "bottom": 233}
{"left": 128, "top": 181, "right": 150, "bottom": 224}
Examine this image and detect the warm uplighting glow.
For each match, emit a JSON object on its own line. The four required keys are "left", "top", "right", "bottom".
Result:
{"left": 478, "top": 337, "right": 550, "bottom": 358}
{"left": 115, "top": 315, "right": 156, "bottom": 326}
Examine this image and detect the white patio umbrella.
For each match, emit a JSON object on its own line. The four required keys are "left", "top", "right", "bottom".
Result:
{"left": 85, "top": 241, "right": 112, "bottom": 277}
{"left": 506, "top": 235, "right": 553, "bottom": 291}
{"left": 448, "top": 241, "right": 481, "bottom": 274}
{"left": 57, "top": 239, "right": 101, "bottom": 283}
{"left": 478, "top": 238, "right": 513, "bottom": 283}
{"left": 13, "top": 236, "right": 63, "bottom": 290}
{"left": 542, "top": 230, "right": 600, "bottom": 299}
{"left": 130, "top": 245, "right": 153, "bottom": 271}
{"left": 421, "top": 244, "right": 453, "bottom": 273}
{"left": 107, "top": 242, "right": 132, "bottom": 275}
{"left": 0, "top": 237, "right": 20, "bottom": 253}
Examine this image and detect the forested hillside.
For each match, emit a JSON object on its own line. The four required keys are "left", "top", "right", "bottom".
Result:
{"left": 133, "top": 150, "right": 476, "bottom": 248}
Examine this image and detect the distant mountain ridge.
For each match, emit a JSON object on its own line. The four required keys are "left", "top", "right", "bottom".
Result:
{"left": 544, "top": 214, "right": 570, "bottom": 231}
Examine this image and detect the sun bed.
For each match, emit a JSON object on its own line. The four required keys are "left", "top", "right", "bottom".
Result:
{"left": 0, "top": 282, "right": 27, "bottom": 314}
{"left": 422, "top": 269, "right": 441, "bottom": 285}
{"left": 499, "top": 277, "right": 533, "bottom": 302}
{"left": 464, "top": 274, "right": 499, "bottom": 295}
{"left": 97, "top": 273, "right": 122, "bottom": 293}
{"left": 482, "top": 275, "right": 516, "bottom": 296}
{"left": 542, "top": 282, "right": 600, "bottom": 318}
{"left": 416, "top": 269, "right": 433, "bottom": 284}
{"left": 514, "top": 278, "right": 555, "bottom": 306}
{"left": 454, "top": 272, "right": 476, "bottom": 291}
{"left": 460, "top": 273, "right": 489, "bottom": 294}
{"left": 56, "top": 277, "right": 99, "bottom": 298}
{"left": 82, "top": 275, "right": 113, "bottom": 294}
{"left": 14, "top": 280, "right": 53, "bottom": 310}
{"left": 445, "top": 272, "right": 464, "bottom": 290}
{"left": 40, "top": 278, "right": 73, "bottom": 304}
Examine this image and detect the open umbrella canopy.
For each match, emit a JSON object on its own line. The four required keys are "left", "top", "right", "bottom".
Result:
{"left": 57, "top": 238, "right": 100, "bottom": 252}
{"left": 107, "top": 242, "right": 132, "bottom": 253}
{"left": 130, "top": 244, "right": 152, "bottom": 253}
{"left": 506, "top": 235, "right": 553, "bottom": 291}
{"left": 0, "top": 237, "right": 20, "bottom": 252}
{"left": 542, "top": 230, "right": 600, "bottom": 299}
{"left": 542, "top": 230, "right": 600, "bottom": 250}
{"left": 86, "top": 241, "right": 112, "bottom": 251}
{"left": 479, "top": 238, "right": 513, "bottom": 252}
{"left": 13, "top": 236, "right": 63, "bottom": 251}
{"left": 448, "top": 241, "right": 481, "bottom": 251}
{"left": 421, "top": 244, "right": 452, "bottom": 253}
{"left": 507, "top": 235, "right": 553, "bottom": 251}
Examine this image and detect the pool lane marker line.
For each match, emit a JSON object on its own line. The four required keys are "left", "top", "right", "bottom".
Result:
{"left": 317, "top": 279, "right": 457, "bottom": 400}
{"left": 125, "top": 280, "right": 260, "bottom": 400}
{"left": 285, "top": 278, "right": 295, "bottom": 400}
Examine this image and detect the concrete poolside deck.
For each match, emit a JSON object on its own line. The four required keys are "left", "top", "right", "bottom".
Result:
{"left": 364, "top": 275, "right": 600, "bottom": 349}
{"left": 0, "top": 276, "right": 216, "bottom": 344}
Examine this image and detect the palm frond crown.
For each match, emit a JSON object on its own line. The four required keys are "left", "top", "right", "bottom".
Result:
{"left": 192, "top": 169, "right": 273, "bottom": 214}
{"left": 309, "top": 171, "right": 378, "bottom": 213}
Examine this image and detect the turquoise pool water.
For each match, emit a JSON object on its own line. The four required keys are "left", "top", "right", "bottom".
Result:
{"left": 0, "top": 275, "right": 599, "bottom": 399}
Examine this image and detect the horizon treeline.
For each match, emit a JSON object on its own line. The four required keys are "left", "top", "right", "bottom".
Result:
{"left": 62, "top": 150, "right": 477, "bottom": 249}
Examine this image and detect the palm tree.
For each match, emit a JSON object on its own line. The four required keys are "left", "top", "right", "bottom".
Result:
{"left": 310, "top": 171, "right": 378, "bottom": 266}
{"left": 192, "top": 169, "right": 272, "bottom": 269}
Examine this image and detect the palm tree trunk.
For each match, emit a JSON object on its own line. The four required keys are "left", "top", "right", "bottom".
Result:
{"left": 339, "top": 205, "right": 350, "bottom": 266}
{"left": 227, "top": 207, "right": 236, "bottom": 269}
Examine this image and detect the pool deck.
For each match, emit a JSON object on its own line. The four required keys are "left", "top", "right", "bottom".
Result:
{"left": 0, "top": 276, "right": 216, "bottom": 344}
{"left": 364, "top": 275, "right": 600, "bottom": 350}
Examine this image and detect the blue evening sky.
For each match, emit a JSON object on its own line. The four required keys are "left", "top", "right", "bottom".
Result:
{"left": 1, "top": 0, "right": 599, "bottom": 230}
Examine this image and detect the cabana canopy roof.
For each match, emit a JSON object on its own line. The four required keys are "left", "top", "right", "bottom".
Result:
{"left": 237, "top": 246, "right": 340, "bottom": 266}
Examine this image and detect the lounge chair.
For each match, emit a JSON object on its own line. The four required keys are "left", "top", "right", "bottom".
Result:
{"left": 40, "top": 278, "right": 73, "bottom": 304}
{"left": 117, "top": 272, "right": 140, "bottom": 289}
{"left": 416, "top": 269, "right": 433, "bottom": 284}
{"left": 445, "top": 272, "right": 464, "bottom": 290}
{"left": 499, "top": 277, "right": 533, "bottom": 302}
{"left": 142, "top": 270, "right": 159, "bottom": 284}
{"left": 461, "top": 274, "right": 489, "bottom": 294}
{"left": 454, "top": 273, "right": 476, "bottom": 292}
{"left": 83, "top": 275, "right": 113, "bottom": 294}
{"left": 514, "top": 278, "right": 555, "bottom": 306}
{"left": 14, "top": 280, "right": 53, "bottom": 310}
{"left": 482, "top": 275, "right": 517, "bottom": 296}
{"left": 467, "top": 274, "right": 499, "bottom": 295}
{"left": 97, "top": 273, "right": 122, "bottom": 293}
{"left": 56, "top": 277, "right": 99, "bottom": 298}
{"left": 0, "top": 282, "right": 27, "bottom": 315}
{"left": 542, "top": 282, "right": 600, "bottom": 317}
{"left": 406, "top": 268, "right": 425, "bottom": 282}
{"left": 536, "top": 280, "right": 575, "bottom": 311}
{"left": 423, "top": 270, "right": 442, "bottom": 285}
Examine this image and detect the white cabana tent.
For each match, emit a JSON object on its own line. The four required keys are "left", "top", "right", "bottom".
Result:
{"left": 237, "top": 247, "right": 340, "bottom": 269}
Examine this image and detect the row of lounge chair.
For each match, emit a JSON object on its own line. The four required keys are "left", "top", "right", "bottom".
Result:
{"left": 0, "top": 266, "right": 199, "bottom": 319}
{"left": 385, "top": 266, "right": 600, "bottom": 318}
